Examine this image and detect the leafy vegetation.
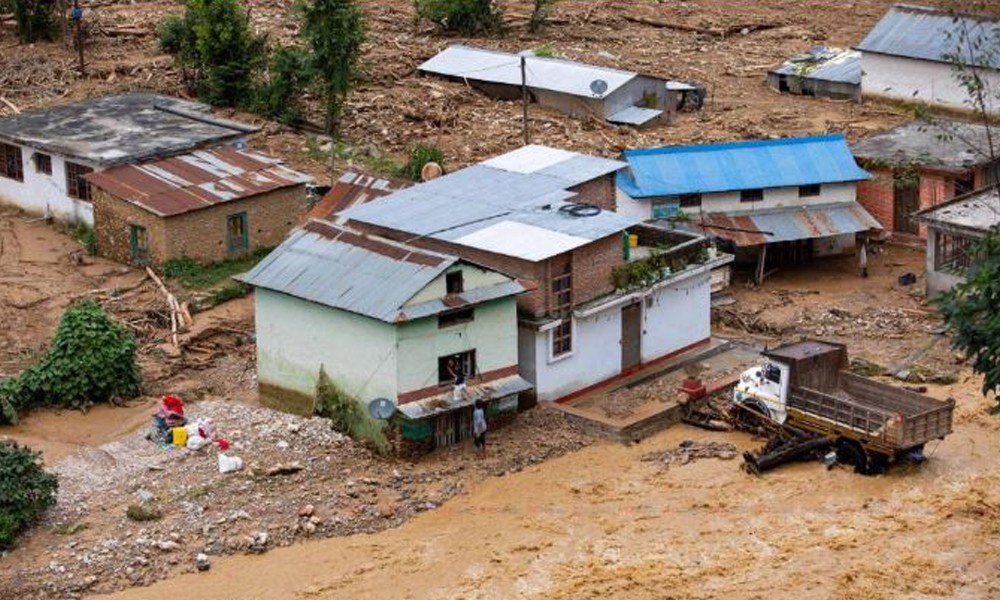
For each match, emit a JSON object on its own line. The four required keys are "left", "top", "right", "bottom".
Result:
{"left": 397, "top": 145, "right": 446, "bottom": 181}
{"left": 612, "top": 246, "right": 710, "bottom": 291}
{"left": 158, "top": 0, "right": 267, "bottom": 107}
{"left": 0, "top": 300, "right": 141, "bottom": 425}
{"left": 0, "top": 442, "right": 58, "bottom": 549}
{"left": 126, "top": 503, "right": 163, "bottom": 522}
{"left": 72, "top": 222, "right": 96, "bottom": 255}
{"left": 414, "top": 0, "right": 504, "bottom": 36}
{"left": 532, "top": 42, "right": 559, "bottom": 58}
{"left": 298, "top": 0, "right": 365, "bottom": 135}
{"left": 162, "top": 248, "right": 271, "bottom": 290}
{"left": 314, "top": 368, "right": 389, "bottom": 456}
{"left": 254, "top": 47, "right": 312, "bottom": 126}
{"left": 12, "top": 0, "right": 59, "bottom": 43}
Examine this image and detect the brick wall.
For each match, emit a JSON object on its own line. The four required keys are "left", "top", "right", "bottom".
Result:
{"left": 93, "top": 185, "right": 307, "bottom": 265}
{"left": 857, "top": 168, "right": 895, "bottom": 232}
{"left": 568, "top": 174, "right": 617, "bottom": 212}
{"left": 917, "top": 174, "right": 953, "bottom": 239}
{"left": 572, "top": 235, "right": 624, "bottom": 305}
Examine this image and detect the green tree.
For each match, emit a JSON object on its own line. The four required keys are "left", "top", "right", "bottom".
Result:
{"left": 0, "top": 442, "right": 58, "bottom": 549}
{"left": 254, "top": 47, "right": 313, "bottom": 126}
{"left": 414, "top": 0, "right": 504, "bottom": 37}
{"left": 13, "top": 0, "right": 59, "bottom": 43}
{"left": 297, "top": 0, "right": 365, "bottom": 136}
{"left": 158, "top": 0, "right": 267, "bottom": 107}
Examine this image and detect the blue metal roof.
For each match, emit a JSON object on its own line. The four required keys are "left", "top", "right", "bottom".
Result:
{"left": 856, "top": 4, "right": 1000, "bottom": 69}
{"left": 617, "top": 134, "right": 871, "bottom": 198}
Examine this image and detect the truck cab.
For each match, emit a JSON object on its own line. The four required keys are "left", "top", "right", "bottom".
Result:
{"left": 734, "top": 360, "right": 791, "bottom": 424}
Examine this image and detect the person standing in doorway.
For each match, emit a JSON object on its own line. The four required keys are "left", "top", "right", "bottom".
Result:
{"left": 472, "top": 399, "right": 488, "bottom": 458}
{"left": 448, "top": 357, "right": 467, "bottom": 403}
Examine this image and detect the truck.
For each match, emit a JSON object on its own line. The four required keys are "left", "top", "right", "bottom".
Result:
{"left": 733, "top": 340, "right": 955, "bottom": 474}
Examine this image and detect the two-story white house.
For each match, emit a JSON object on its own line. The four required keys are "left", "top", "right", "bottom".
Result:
{"left": 0, "top": 92, "right": 256, "bottom": 226}
{"left": 616, "top": 135, "right": 880, "bottom": 281}
{"left": 239, "top": 219, "right": 533, "bottom": 454}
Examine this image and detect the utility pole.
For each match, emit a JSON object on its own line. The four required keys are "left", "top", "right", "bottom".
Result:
{"left": 520, "top": 55, "right": 529, "bottom": 145}
{"left": 72, "top": 1, "right": 85, "bottom": 76}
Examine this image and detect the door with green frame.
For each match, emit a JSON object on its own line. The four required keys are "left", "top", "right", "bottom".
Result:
{"left": 227, "top": 212, "right": 249, "bottom": 255}
{"left": 130, "top": 224, "right": 150, "bottom": 265}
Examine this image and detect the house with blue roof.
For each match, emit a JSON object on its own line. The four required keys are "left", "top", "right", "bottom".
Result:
{"left": 857, "top": 4, "right": 1000, "bottom": 112}
{"left": 616, "top": 134, "right": 880, "bottom": 277}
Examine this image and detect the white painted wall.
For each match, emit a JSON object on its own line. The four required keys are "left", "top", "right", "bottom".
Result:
{"left": 254, "top": 289, "right": 399, "bottom": 403}
{"left": 396, "top": 298, "right": 519, "bottom": 394}
{"left": 813, "top": 233, "right": 857, "bottom": 257}
{"left": 615, "top": 187, "right": 652, "bottom": 221}
{"left": 641, "top": 271, "right": 711, "bottom": 363}
{"left": 0, "top": 145, "right": 95, "bottom": 225}
{"left": 861, "top": 53, "right": 1000, "bottom": 113}
{"left": 528, "top": 309, "right": 622, "bottom": 402}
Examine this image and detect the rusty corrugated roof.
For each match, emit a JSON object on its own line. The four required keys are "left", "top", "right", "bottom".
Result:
{"left": 85, "top": 146, "right": 312, "bottom": 218}
{"left": 306, "top": 170, "right": 411, "bottom": 222}
{"left": 690, "top": 202, "right": 882, "bottom": 247}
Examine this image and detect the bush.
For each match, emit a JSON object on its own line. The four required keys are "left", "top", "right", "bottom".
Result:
{"left": 13, "top": 0, "right": 59, "bottom": 43}
{"left": 414, "top": 0, "right": 504, "bottom": 36}
{"left": 126, "top": 503, "right": 163, "bottom": 522}
{"left": 0, "top": 442, "right": 58, "bottom": 550}
{"left": 314, "top": 369, "right": 389, "bottom": 456}
{"left": 0, "top": 300, "right": 141, "bottom": 425}
{"left": 254, "top": 47, "right": 313, "bottom": 126}
{"left": 72, "top": 222, "right": 96, "bottom": 255}
{"left": 157, "top": 0, "right": 267, "bottom": 107}
{"left": 397, "top": 145, "right": 445, "bottom": 181}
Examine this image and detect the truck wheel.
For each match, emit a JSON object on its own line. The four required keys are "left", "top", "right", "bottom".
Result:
{"left": 836, "top": 438, "right": 870, "bottom": 475}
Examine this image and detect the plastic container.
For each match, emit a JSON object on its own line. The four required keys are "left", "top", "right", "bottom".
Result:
{"left": 171, "top": 427, "right": 188, "bottom": 447}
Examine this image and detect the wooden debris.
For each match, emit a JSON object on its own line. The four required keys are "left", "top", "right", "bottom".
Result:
{"left": 623, "top": 15, "right": 783, "bottom": 37}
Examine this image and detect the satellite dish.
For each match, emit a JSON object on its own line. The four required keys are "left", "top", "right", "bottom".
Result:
{"left": 367, "top": 398, "right": 396, "bottom": 421}
{"left": 421, "top": 162, "right": 443, "bottom": 181}
{"left": 589, "top": 79, "right": 609, "bottom": 96}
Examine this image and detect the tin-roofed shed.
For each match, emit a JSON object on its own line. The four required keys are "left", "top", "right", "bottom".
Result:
{"left": 86, "top": 147, "right": 312, "bottom": 266}
{"left": 768, "top": 48, "right": 861, "bottom": 100}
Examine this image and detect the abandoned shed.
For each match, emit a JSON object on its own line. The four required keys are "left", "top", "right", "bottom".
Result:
{"left": 85, "top": 147, "right": 311, "bottom": 266}
{"left": 418, "top": 45, "right": 701, "bottom": 128}
{"left": 915, "top": 186, "right": 1000, "bottom": 298}
{"left": 616, "top": 135, "right": 879, "bottom": 279}
{"left": 340, "top": 144, "right": 731, "bottom": 402}
{"left": 767, "top": 48, "right": 861, "bottom": 101}
{"left": 856, "top": 4, "right": 1000, "bottom": 112}
{"left": 239, "top": 219, "right": 532, "bottom": 454}
{"left": 852, "top": 119, "right": 999, "bottom": 239}
{"left": 0, "top": 93, "right": 257, "bottom": 226}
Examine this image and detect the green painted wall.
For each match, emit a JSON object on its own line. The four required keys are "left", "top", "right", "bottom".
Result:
{"left": 404, "top": 264, "right": 511, "bottom": 307}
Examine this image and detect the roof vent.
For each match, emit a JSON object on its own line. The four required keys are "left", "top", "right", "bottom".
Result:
{"left": 421, "top": 162, "right": 443, "bottom": 181}
{"left": 559, "top": 203, "right": 601, "bottom": 217}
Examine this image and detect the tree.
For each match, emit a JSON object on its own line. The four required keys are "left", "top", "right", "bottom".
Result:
{"left": 298, "top": 0, "right": 365, "bottom": 137}
{"left": 158, "top": 0, "right": 267, "bottom": 107}
{"left": 0, "top": 442, "right": 58, "bottom": 549}
{"left": 12, "top": 0, "right": 59, "bottom": 43}
{"left": 414, "top": 0, "right": 504, "bottom": 37}
{"left": 254, "top": 46, "right": 313, "bottom": 126}
{"left": 529, "top": 0, "right": 557, "bottom": 33}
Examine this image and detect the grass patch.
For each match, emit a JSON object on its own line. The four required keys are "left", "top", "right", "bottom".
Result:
{"left": 162, "top": 248, "right": 271, "bottom": 290}
{"left": 315, "top": 368, "right": 390, "bottom": 456}
{"left": 126, "top": 503, "right": 163, "bottom": 522}
{"left": 52, "top": 521, "right": 90, "bottom": 536}
{"left": 850, "top": 358, "right": 887, "bottom": 378}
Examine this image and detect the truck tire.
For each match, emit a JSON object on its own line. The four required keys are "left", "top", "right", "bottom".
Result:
{"left": 836, "top": 438, "right": 870, "bottom": 475}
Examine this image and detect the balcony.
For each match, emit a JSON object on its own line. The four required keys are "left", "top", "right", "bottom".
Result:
{"left": 612, "top": 226, "right": 716, "bottom": 291}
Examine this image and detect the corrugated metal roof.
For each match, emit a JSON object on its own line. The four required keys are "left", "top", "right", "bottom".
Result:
{"left": 608, "top": 106, "right": 664, "bottom": 126}
{"left": 851, "top": 120, "right": 994, "bottom": 172}
{"left": 340, "top": 145, "right": 635, "bottom": 261}
{"left": 771, "top": 48, "right": 861, "bottom": 84}
{"left": 419, "top": 45, "right": 638, "bottom": 99}
{"left": 240, "top": 220, "right": 527, "bottom": 323}
{"left": 688, "top": 202, "right": 882, "bottom": 247}
{"left": 86, "top": 147, "right": 312, "bottom": 217}
{"left": 307, "top": 170, "right": 411, "bottom": 221}
{"left": 856, "top": 4, "right": 1000, "bottom": 69}
{"left": 397, "top": 375, "right": 533, "bottom": 420}
{"left": 916, "top": 186, "right": 1000, "bottom": 233}
{"left": 618, "top": 135, "right": 871, "bottom": 198}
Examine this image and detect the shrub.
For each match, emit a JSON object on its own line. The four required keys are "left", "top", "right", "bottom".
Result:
{"left": 414, "top": 0, "right": 504, "bottom": 36}
{"left": 157, "top": 0, "right": 267, "bottom": 107}
{"left": 13, "top": 0, "right": 59, "bottom": 43}
{"left": 314, "top": 368, "right": 390, "bottom": 456}
{"left": 0, "top": 300, "right": 141, "bottom": 425}
{"left": 254, "top": 47, "right": 313, "bottom": 126}
{"left": 0, "top": 442, "right": 58, "bottom": 550}
{"left": 126, "top": 503, "right": 163, "bottom": 522}
{"left": 397, "top": 145, "right": 445, "bottom": 181}
{"left": 72, "top": 222, "right": 96, "bottom": 255}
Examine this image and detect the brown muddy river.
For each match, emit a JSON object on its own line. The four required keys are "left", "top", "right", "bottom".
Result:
{"left": 93, "top": 382, "right": 1000, "bottom": 600}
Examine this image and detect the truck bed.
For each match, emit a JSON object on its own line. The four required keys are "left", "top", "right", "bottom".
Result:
{"left": 787, "top": 371, "right": 954, "bottom": 453}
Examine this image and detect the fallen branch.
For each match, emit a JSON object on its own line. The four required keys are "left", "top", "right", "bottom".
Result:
{"left": 146, "top": 267, "right": 182, "bottom": 349}
{"left": 0, "top": 96, "right": 21, "bottom": 114}
{"left": 623, "top": 15, "right": 782, "bottom": 37}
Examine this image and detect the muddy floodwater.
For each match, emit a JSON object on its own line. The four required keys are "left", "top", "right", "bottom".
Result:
{"left": 94, "top": 382, "right": 1000, "bottom": 600}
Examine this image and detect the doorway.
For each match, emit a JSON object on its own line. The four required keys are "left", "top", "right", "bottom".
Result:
{"left": 621, "top": 302, "right": 642, "bottom": 372}
{"left": 893, "top": 185, "right": 920, "bottom": 235}
{"left": 433, "top": 407, "right": 473, "bottom": 449}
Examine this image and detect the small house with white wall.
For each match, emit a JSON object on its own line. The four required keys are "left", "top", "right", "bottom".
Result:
{"left": 240, "top": 219, "right": 533, "bottom": 454}
{"left": 856, "top": 4, "right": 1000, "bottom": 113}
{"left": 616, "top": 135, "right": 879, "bottom": 281}
{"left": 0, "top": 92, "right": 256, "bottom": 226}
{"left": 340, "top": 145, "right": 731, "bottom": 402}
{"left": 915, "top": 186, "right": 999, "bottom": 298}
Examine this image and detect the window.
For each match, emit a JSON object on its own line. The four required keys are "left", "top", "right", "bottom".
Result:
{"left": 678, "top": 193, "right": 702, "bottom": 208}
{"left": 651, "top": 197, "right": 678, "bottom": 219}
{"left": 934, "top": 231, "right": 982, "bottom": 275}
{"left": 0, "top": 143, "right": 23, "bottom": 182}
{"left": 954, "top": 173, "right": 975, "bottom": 197}
{"left": 130, "top": 224, "right": 150, "bottom": 265}
{"left": 446, "top": 270, "right": 464, "bottom": 294}
{"left": 740, "top": 188, "right": 764, "bottom": 203}
{"left": 764, "top": 364, "right": 782, "bottom": 384}
{"left": 227, "top": 212, "right": 249, "bottom": 254}
{"left": 438, "top": 351, "right": 476, "bottom": 385}
{"left": 551, "top": 265, "right": 572, "bottom": 313}
{"left": 552, "top": 319, "right": 573, "bottom": 357}
{"left": 33, "top": 153, "right": 52, "bottom": 175}
{"left": 438, "top": 307, "right": 474, "bottom": 329}
{"left": 798, "top": 184, "right": 821, "bottom": 198}
{"left": 65, "top": 162, "right": 93, "bottom": 201}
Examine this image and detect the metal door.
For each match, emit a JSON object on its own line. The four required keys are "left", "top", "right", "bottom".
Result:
{"left": 894, "top": 185, "right": 920, "bottom": 235}
{"left": 621, "top": 303, "right": 642, "bottom": 371}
